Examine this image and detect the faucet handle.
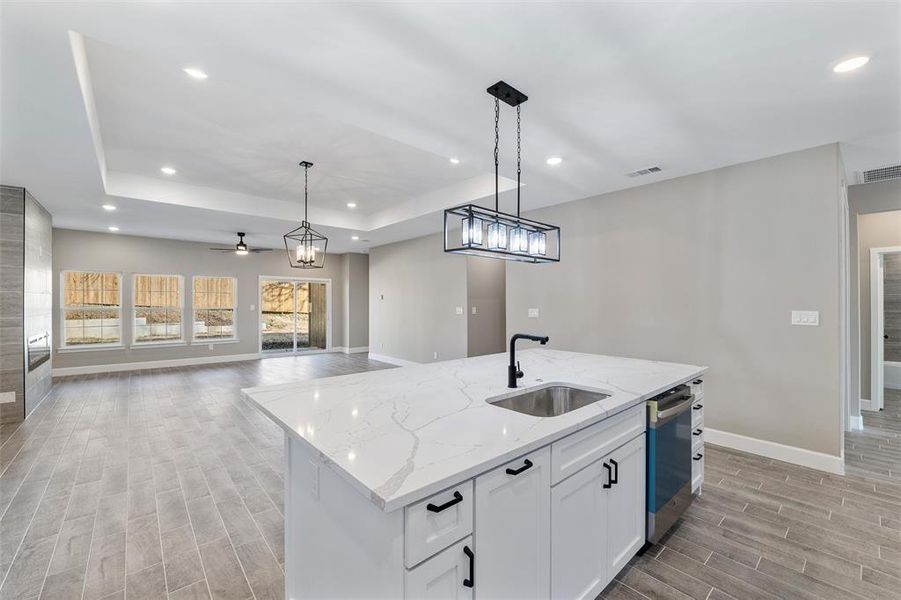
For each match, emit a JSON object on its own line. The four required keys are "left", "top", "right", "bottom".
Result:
{"left": 516, "top": 361, "right": 523, "bottom": 379}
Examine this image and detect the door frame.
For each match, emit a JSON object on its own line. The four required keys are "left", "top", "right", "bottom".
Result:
{"left": 869, "top": 247, "right": 901, "bottom": 412}
{"left": 257, "top": 275, "right": 333, "bottom": 356}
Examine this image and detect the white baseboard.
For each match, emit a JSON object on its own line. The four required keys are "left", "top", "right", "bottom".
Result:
{"left": 52, "top": 353, "right": 260, "bottom": 377}
{"left": 860, "top": 398, "right": 874, "bottom": 411}
{"left": 334, "top": 346, "right": 369, "bottom": 354}
{"left": 368, "top": 352, "right": 419, "bottom": 367}
{"left": 704, "top": 428, "right": 844, "bottom": 475}
{"left": 849, "top": 415, "right": 863, "bottom": 431}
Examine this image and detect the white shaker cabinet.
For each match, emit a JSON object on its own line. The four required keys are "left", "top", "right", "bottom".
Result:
{"left": 605, "top": 433, "right": 647, "bottom": 575}
{"left": 550, "top": 457, "right": 609, "bottom": 600}
{"left": 404, "top": 537, "right": 474, "bottom": 600}
{"left": 474, "top": 446, "right": 551, "bottom": 600}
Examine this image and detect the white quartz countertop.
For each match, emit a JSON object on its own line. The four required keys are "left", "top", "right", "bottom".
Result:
{"left": 242, "top": 349, "right": 706, "bottom": 512}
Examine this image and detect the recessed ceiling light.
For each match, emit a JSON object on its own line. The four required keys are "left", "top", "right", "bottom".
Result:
{"left": 102, "top": 204, "right": 117, "bottom": 211}
{"left": 546, "top": 156, "right": 563, "bottom": 166}
{"left": 351, "top": 235, "right": 360, "bottom": 241}
{"left": 833, "top": 56, "right": 870, "bottom": 73}
{"left": 108, "top": 226, "right": 119, "bottom": 232}
{"left": 160, "top": 166, "right": 177, "bottom": 175}
{"left": 346, "top": 202, "right": 357, "bottom": 209}
{"left": 449, "top": 157, "right": 460, "bottom": 165}
{"left": 183, "top": 67, "right": 208, "bottom": 80}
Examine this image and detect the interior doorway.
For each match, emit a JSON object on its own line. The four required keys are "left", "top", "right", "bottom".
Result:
{"left": 870, "top": 247, "right": 901, "bottom": 413}
{"left": 259, "top": 277, "right": 330, "bottom": 354}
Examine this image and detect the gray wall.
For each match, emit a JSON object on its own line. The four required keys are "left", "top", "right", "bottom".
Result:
{"left": 52, "top": 229, "right": 368, "bottom": 370}
{"left": 849, "top": 179, "right": 901, "bottom": 411}
{"left": 0, "top": 186, "right": 25, "bottom": 423}
{"left": 342, "top": 253, "right": 370, "bottom": 350}
{"left": 507, "top": 144, "right": 843, "bottom": 457}
{"left": 369, "top": 233, "right": 467, "bottom": 363}
{"left": 466, "top": 256, "right": 506, "bottom": 357}
{"left": 24, "top": 190, "right": 52, "bottom": 414}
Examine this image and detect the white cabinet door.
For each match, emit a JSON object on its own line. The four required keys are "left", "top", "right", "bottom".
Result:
{"left": 405, "top": 536, "right": 474, "bottom": 600}
{"left": 474, "top": 447, "right": 550, "bottom": 600}
{"left": 550, "top": 457, "right": 608, "bottom": 600}
{"left": 606, "top": 433, "right": 646, "bottom": 576}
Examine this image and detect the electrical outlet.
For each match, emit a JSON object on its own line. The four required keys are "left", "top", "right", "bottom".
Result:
{"left": 433, "top": 351, "right": 438, "bottom": 360}
{"left": 249, "top": 304, "right": 255, "bottom": 311}
{"left": 791, "top": 310, "right": 819, "bottom": 326}
{"left": 528, "top": 308, "right": 540, "bottom": 319}
{"left": 208, "top": 344, "right": 214, "bottom": 351}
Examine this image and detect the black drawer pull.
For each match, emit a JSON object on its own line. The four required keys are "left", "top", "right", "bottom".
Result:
{"left": 692, "top": 404, "right": 703, "bottom": 410}
{"left": 693, "top": 429, "right": 703, "bottom": 436}
{"left": 427, "top": 491, "right": 463, "bottom": 513}
{"left": 609, "top": 459, "right": 619, "bottom": 485}
{"left": 603, "top": 462, "right": 613, "bottom": 489}
{"left": 463, "top": 545, "right": 474, "bottom": 588}
{"left": 693, "top": 379, "right": 703, "bottom": 385}
{"left": 506, "top": 458, "right": 533, "bottom": 476}
{"left": 693, "top": 453, "right": 704, "bottom": 461}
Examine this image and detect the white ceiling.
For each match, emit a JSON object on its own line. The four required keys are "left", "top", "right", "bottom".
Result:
{"left": 2, "top": 2, "right": 899, "bottom": 253}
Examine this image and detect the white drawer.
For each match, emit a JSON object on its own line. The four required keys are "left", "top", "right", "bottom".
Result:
{"left": 690, "top": 400, "right": 704, "bottom": 429}
{"left": 689, "top": 378, "right": 705, "bottom": 399}
{"left": 692, "top": 453, "right": 704, "bottom": 493}
{"left": 550, "top": 404, "right": 644, "bottom": 486}
{"left": 405, "top": 536, "right": 473, "bottom": 599}
{"left": 405, "top": 480, "right": 473, "bottom": 568}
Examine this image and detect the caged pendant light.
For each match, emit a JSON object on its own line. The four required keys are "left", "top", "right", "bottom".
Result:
{"left": 444, "top": 81, "right": 560, "bottom": 263}
{"left": 284, "top": 161, "right": 328, "bottom": 269}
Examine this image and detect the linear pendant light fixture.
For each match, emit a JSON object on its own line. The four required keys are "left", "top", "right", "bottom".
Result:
{"left": 284, "top": 161, "right": 328, "bottom": 268}
{"left": 444, "top": 81, "right": 560, "bottom": 263}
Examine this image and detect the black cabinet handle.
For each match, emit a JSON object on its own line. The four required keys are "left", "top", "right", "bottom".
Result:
{"left": 693, "top": 453, "right": 704, "bottom": 461}
{"left": 427, "top": 491, "right": 463, "bottom": 513}
{"left": 609, "top": 459, "right": 619, "bottom": 485}
{"left": 693, "top": 379, "right": 703, "bottom": 385}
{"left": 693, "top": 429, "right": 703, "bottom": 436}
{"left": 506, "top": 458, "right": 533, "bottom": 476}
{"left": 463, "top": 545, "right": 474, "bottom": 588}
{"left": 692, "top": 404, "right": 703, "bottom": 410}
{"left": 603, "top": 462, "right": 612, "bottom": 489}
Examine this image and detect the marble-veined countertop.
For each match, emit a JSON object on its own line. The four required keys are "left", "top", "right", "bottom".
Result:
{"left": 242, "top": 349, "right": 706, "bottom": 512}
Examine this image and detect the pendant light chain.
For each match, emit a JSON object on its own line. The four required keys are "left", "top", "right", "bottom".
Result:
{"left": 516, "top": 104, "right": 521, "bottom": 218}
{"left": 494, "top": 97, "right": 500, "bottom": 212}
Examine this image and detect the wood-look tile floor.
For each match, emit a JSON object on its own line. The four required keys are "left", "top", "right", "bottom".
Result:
{"left": 0, "top": 354, "right": 392, "bottom": 600}
{"left": 845, "top": 388, "right": 901, "bottom": 482}
{"left": 5, "top": 357, "right": 901, "bottom": 600}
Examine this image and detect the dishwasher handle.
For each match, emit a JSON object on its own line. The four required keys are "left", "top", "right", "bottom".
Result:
{"left": 656, "top": 396, "right": 694, "bottom": 420}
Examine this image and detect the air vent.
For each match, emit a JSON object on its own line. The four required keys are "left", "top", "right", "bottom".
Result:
{"left": 626, "top": 166, "right": 662, "bottom": 178}
{"left": 859, "top": 164, "right": 901, "bottom": 184}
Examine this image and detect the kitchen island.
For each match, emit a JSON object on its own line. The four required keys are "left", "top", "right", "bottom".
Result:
{"left": 242, "top": 349, "right": 706, "bottom": 599}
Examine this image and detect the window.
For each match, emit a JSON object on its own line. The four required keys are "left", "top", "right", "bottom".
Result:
{"left": 192, "top": 276, "right": 237, "bottom": 341}
{"left": 61, "top": 271, "right": 122, "bottom": 347}
{"left": 133, "top": 274, "right": 183, "bottom": 344}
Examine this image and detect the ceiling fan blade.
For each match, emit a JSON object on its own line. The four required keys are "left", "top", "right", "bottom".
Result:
{"left": 249, "top": 248, "right": 273, "bottom": 253}
{"left": 208, "top": 248, "right": 235, "bottom": 251}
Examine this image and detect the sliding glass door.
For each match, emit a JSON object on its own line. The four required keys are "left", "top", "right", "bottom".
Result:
{"left": 260, "top": 279, "right": 328, "bottom": 353}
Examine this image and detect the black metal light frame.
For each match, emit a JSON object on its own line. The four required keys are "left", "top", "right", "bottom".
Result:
{"left": 444, "top": 81, "right": 560, "bottom": 264}
{"left": 443, "top": 204, "right": 560, "bottom": 263}
{"left": 284, "top": 161, "right": 328, "bottom": 269}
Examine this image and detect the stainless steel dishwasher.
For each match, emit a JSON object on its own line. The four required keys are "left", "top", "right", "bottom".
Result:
{"left": 646, "top": 384, "right": 694, "bottom": 544}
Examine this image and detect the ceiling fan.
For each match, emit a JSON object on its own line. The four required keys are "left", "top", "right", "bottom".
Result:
{"left": 209, "top": 232, "right": 272, "bottom": 256}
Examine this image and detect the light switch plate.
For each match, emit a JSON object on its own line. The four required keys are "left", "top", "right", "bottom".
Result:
{"left": 791, "top": 310, "right": 819, "bottom": 326}
{"left": 528, "top": 308, "right": 539, "bottom": 319}
{"left": 471, "top": 306, "right": 477, "bottom": 315}
{"left": 455, "top": 306, "right": 464, "bottom": 315}
{"left": 0, "top": 391, "right": 15, "bottom": 404}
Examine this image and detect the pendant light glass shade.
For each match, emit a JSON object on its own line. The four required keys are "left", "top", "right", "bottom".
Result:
{"left": 284, "top": 161, "right": 328, "bottom": 269}
{"left": 461, "top": 217, "right": 483, "bottom": 246}
{"left": 487, "top": 221, "right": 508, "bottom": 250}
{"left": 528, "top": 231, "right": 547, "bottom": 256}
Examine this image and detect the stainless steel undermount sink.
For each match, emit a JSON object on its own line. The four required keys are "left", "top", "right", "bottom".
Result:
{"left": 488, "top": 385, "right": 611, "bottom": 417}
